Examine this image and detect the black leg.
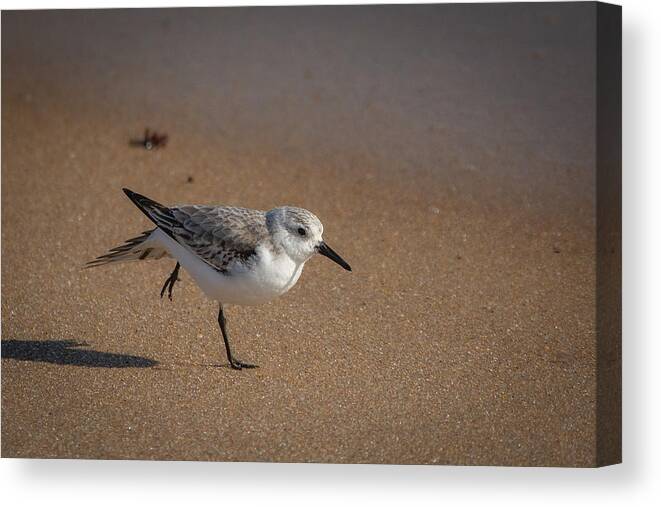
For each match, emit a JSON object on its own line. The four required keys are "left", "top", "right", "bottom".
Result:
{"left": 217, "top": 303, "right": 257, "bottom": 370}
{"left": 160, "top": 262, "right": 180, "bottom": 300}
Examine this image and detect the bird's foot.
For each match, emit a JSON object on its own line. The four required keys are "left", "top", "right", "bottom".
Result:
{"left": 160, "top": 265, "right": 180, "bottom": 300}
{"left": 159, "top": 277, "right": 176, "bottom": 300}
{"left": 229, "top": 359, "right": 258, "bottom": 370}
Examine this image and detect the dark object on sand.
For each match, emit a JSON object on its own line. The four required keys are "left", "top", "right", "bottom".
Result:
{"left": 129, "top": 128, "right": 168, "bottom": 150}
{"left": 186, "top": 176, "right": 194, "bottom": 183}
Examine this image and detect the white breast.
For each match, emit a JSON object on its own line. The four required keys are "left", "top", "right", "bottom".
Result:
{"left": 151, "top": 229, "right": 305, "bottom": 306}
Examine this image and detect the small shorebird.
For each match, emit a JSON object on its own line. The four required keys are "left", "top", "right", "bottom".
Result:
{"left": 87, "top": 189, "right": 351, "bottom": 370}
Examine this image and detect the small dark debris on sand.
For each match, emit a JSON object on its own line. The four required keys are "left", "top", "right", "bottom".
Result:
{"left": 129, "top": 128, "right": 168, "bottom": 150}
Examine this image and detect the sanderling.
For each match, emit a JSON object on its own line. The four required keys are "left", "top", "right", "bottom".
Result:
{"left": 86, "top": 189, "right": 351, "bottom": 370}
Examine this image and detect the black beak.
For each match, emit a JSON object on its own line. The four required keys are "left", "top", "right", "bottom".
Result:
{"left": 317, "top": 241, "right": 352, "bottom": 271}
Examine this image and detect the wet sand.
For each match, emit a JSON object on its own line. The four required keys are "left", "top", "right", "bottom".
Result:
{"left": 2, "top": 5, "right": 598, "bottom": 466}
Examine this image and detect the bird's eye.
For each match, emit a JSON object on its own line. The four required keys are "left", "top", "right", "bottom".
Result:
{"left": 297, "top": 227, "right": 306, "bottom": 236}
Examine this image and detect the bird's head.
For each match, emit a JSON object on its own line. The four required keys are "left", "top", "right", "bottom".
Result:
{"left": 266, "top": 206, "right": 351, "bottom": 271}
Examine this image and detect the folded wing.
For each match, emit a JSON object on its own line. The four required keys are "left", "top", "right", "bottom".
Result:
{"left": 122, "top": 188, "right": 267, "bottom": 273}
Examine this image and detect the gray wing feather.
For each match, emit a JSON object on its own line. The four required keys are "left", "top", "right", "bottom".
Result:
{"left": 121, "top": 189, "right": 267, "bottom": 273}
{"left": 170, "top": 205, "right": 268, "bottom": 273}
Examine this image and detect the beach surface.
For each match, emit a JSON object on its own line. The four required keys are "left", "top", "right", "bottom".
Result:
{"left": 2, "top": 4, "right": 597, "bottom": 466}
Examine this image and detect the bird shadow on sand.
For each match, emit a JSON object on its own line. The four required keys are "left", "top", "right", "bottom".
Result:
{"left": 1, "top": 340, "right": 158, "bottom": 368}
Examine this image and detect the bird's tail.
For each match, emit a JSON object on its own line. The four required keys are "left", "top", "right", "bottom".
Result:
{"left": 84, "top": 229, "right": 170, "bottom": 269}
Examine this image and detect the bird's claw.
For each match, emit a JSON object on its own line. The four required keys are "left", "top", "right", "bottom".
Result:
{"left": 230, "top": 359, "right": 258, "bottom": 370}
{"left": 160, "top": 263, "right": 180, "bottom": 301}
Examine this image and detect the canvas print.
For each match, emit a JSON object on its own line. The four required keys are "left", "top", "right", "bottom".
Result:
{"left": 1, "top": 2, "right": 621, "bottom": 466}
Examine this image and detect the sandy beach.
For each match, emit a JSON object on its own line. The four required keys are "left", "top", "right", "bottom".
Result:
{"left": 2, "top": 4, "right": 598, "bottom": 466}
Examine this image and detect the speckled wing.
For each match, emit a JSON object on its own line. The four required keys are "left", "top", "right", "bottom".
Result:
{"left": 122, "top": 189, "right": 268, "bottom": 273}
{"left": 169, "top": 205, "right": 268, "bottom": 273}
